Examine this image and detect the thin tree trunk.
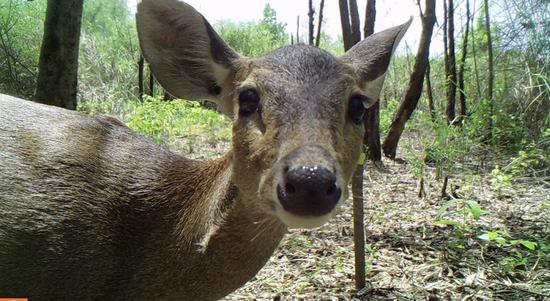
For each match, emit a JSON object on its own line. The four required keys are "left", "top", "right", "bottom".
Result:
{"left": 296, "top": 16, "right": 300, "bottom": 44}
{"left": 364, "top": 103, "right": 381, "bottom": 161}
{"left": 426, "top": 62, "right": 436, "bottom": 122}
{"left": 340, "top": 0, "right": 365, "bottom": 290}
{"left": 443, "top": 0, "right": 449, "bottom": 115}
{"left": 138, "top": 55, "right": 144, "bottom": 102}
{"left": 470, "top": 8, "right": 481, "bottom": 99}
{"left": 457, "top": 0, "right": 471, "bottom": 123}
{"left": 338, "top": 0, "right": 352, "bottom": 50}
{"left": 418, "top": 177, "right": 425, "bottom": 198}
{"left": 34, "top": 0, "right": 84, "bottom": 110}
{"left": 446, "top": 0, "right": 457, "bottom": 124}
{"left": 349, "top": 0, "right": 362, "bottom": 44}
{"left": 351, "top": 163, "right": 365, "bottom": 290}
{"left": 484, "top": 0, "right": 494, "bottom": 137}
{"left": 382, "top": 0, "right": 436, "bottom": 159}
{"left": 315, "top": 0, "right": 325, "bottom": 47}
{"left": 148, "top": 67, "right": 154, "bottom": 96}
{"left": 308, "top": 0, "right": 315, "bottom": 46}
{"left": 349, "top": 0, "right": 364, "bottom": 290}
{"left": 363, "top": 0, "right": 381, "bottom": 162}
{"left": 364, "top": 0, "right": 376, "bottom": 36}
{"left": 441, "top": 176, "right": 449, "bottom": 199}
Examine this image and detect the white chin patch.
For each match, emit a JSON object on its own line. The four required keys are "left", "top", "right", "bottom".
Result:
{"left": 275, "top": 207, "right": 334, "bottom": 229}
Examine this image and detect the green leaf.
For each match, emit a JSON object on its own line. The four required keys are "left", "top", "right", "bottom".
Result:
{"left": 518, "top": 240, "right": 537, "bottom": 251}
{"left": 437, "top": 199, "right": 458, "bottom": 219}
{"left": 464, "top": 200, "right": 481, "bottom": 220}
{"left": 479, "top": 231, "right": 500, "bottom": 241}
{"left": 495, "top": 237, "right": 507, "bottom": 245}
{"left": 434, "top": 220, "right": 461, "bottom": 227}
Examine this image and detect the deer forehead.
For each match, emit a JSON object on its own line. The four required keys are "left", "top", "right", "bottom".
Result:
{"left": 234, "top": 45, "right": 356, "bottom": 119}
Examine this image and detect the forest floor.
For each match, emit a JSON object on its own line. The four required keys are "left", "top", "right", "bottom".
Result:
{"left": 171, "top": 134, "right": 549, "bottom": 301}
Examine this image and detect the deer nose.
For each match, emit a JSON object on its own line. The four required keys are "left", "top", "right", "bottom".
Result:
{"left": 277, "top": 166, "right": 341, "bottom": 217}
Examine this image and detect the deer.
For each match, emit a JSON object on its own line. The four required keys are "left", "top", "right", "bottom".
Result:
{"left": 0, "top": 0, "right": 410, "bottom": 300}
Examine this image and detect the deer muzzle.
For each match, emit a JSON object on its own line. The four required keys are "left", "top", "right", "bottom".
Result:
{"left": 273, "top": 144, "right": 342, "bottom": 228}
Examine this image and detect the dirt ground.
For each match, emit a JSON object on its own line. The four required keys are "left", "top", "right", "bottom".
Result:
{"left": 177, "top": 136, "right": 549, "bottom": 301}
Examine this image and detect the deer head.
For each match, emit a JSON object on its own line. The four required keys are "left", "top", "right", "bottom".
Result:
{"left": 137, "top": 0, "right": 410, "bottom": 229}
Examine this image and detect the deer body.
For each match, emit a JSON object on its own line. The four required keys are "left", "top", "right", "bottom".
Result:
{"left": 0, "top": 94, "right": 285, "bottom": 300}
{"left": 0, "top": 1, "right": 409, "bottom": 299}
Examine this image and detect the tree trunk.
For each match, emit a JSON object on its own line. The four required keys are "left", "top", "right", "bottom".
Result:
{"left": 362, "top": 0, "right": 381, "bottom": 161}
{"left": 148, "top": 67, "right": 155, "bottom": 96}
{"left": 340, "top": 0, "right": 366, "bottom": 290}
{"left": 382, "top": 0, "right": 436, "bottom": 159}
{"left": 484, "top": 0, "right": 494, "bottom": 137}
{"left": 138, "top": 55, "right": 144, "bottom": 102}
{"left": 296, "top": 16, "right": 300, "bottom": 44}
{"left": 364, "top": 103, "right": 381, "bottom": 161}
{"left": 338, "top": 0, "right": 352, "bottom": 50}
{"left": 315, "top": 0, "right": 325, "bottom": 47}
{"left": 34, "top": 0, "right": 84, "bottom": 110}
{"left": 425, "top": 62, "right": 436, "bottom": 122}
{"left": 470, "top": 14, "right": 482, "bottom": 99}
{"left": 351, "top": 163, "right": 366, "bottom": 290}
{"left": 457, "top": 0, "right": 471, "bottom": 123}
{"left": 446, "top": 0, "right": 457, "bottom": 124}
{"left": 364, "top": 0, "right": 376, "bottom": 36}
{"left": 443, "top": 0, "right": 449, "bottom": 114}
{"left": 349, "top": 0, "right": 362, "bottom": 45}
{"left": 308, "top": 0, "right": 315, "bottom": 46}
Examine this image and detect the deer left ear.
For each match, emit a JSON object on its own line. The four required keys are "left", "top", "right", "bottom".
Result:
{"left": 136, "top": 0, "right": 241, "bottom": 116}
{"left": 340, "top": 18, "right": 412, "bottom": 103}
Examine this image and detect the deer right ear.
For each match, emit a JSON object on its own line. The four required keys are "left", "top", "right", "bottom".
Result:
{"left": 341, "top": 18, "right": 411, "bottom": 104}
{"left": 136, "top": 0, "right": 240, "bottom": 116}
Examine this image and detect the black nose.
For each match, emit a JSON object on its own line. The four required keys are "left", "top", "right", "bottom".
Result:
{"left": 277, "top": 166, "right": 341, "bottom": 216}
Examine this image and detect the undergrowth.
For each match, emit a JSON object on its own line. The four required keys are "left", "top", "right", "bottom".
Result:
{"left": 78, "top": 96, "right": 231, "bottom": 145}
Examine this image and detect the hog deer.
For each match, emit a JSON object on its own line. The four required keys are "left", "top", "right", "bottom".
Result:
{"left": 0, "top": 0, "right": 410, "bottom": 299}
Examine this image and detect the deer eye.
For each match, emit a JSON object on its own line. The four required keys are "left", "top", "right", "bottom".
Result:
{"left": 238, "top": 88, "right": 260, "bottom": 117}
{"left": 348, "top": 94, "right": 366, "bottom": 125}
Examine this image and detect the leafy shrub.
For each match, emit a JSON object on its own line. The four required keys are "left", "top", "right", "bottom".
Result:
{"left": 0, "top": 0, "right": 45, "bottom": 98}
{"left": 379, "top": 98, "right": 401, "bottom": 134}
{"left": 214, "top": 4, "right": 288, "bottom": 57}
{"left": 126, "top": 96, "right": 231, "bottom": 145}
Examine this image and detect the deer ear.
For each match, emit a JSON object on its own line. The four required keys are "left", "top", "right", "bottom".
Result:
{"left": 341, "top": 18, "right": 412, "bottom": 103}
{"left": 136, "top": 0, "right": 240, "bottom": 116}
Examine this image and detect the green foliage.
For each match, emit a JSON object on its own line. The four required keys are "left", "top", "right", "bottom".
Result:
{"left": 434, "top": 195, "right": 548, "bottom": 274}
{"left": 318, "top": 33, "right": 345, "bottom": 56}
{"left": 0, "top": 0, "right": 45, "bottom": 98}
{"left": 261, "top": 4, "right": 287, "bottom": 45}
{"left": 79, "top": 95, "right": 231, "bottom": 147}
{"left": 490, "top": 165, "right": 513, "bottom": 198}
{"left": 479, "top": 230, "right": 548, "bottom": 274}
{"left": 125, "top": 96, "right": 231, "bottom": 145}
{"left": 79, "top": 0, "right": 139, "bottom": 106}
{"left": 504, "top": 146, "right": 550, "bottom": 177}
{"left": 215, "top": 4, "right": 288, "bottom": 57}
{"left": 379, "top": 98, "right": 401, "bottom": 134}
{"left": 434, "top": 198, "right": 483, "bottom": 252}
{"left": 425, "top": 119, "right": 476, "bottom": 175}
{"left": 435, "top": 199, "right": 482, "bottom": 230}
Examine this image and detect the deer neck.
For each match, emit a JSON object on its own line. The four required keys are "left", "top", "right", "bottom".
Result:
{"left": 143, "top": 152, "right": 287, "bottom": 299}
{"left": 161, "top": 153, "right": 286, "bottom": 249}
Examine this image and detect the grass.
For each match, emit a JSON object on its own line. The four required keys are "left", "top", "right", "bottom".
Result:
{"left": 78, "top": 95, "right": 232, "bottom": 147}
